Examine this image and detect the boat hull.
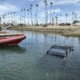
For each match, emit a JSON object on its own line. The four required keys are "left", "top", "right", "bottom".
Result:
{"left": 0, "top": 34, "right": 26, "bottom": 46}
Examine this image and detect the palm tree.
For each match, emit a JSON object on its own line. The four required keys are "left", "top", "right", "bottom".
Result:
{"left": 60, "top": 15, "right": 61, "bottom": 23}
{"left": 4, "top": 14, "right": 6, "bottom": 24}
{"left": 7, "top": 13, "right": 10, "bottom": 24}
{"left": 46, "top": 12, "right": 48, "bottom": 25}
{"left": 13, "top": 12, "right": 15, "bottom": 24}
{"left": 75, "top": 13, "right": 77, "bottom": 20}
{"left": 50, "top": 2, "right": 53, "bottom": 25}
{"left": 27, "top": 9, "right": 29, "bottom": 26}
{"left": 57, "top": 14, "right": 58, "bottom": 25}
{"left": 30, "top": 4, "right": 33, "bottom": 26}
{"left": 10, "top": 13, "right": 12, "bottom": 24}
{"left": 53, "top": 12, "right": 55, "bottom": 25}
{"left": 24, "top": 9, "right": 26, "bottom": 25}
{"left": 20, "top": 16, "right": 21, "bottom": 25}
{"left": 72, "top": 12, "right": 74, "bottom": 24}
{"left": 45, "top": 3, "right": 48, "bottom": 25}
{"left": 0, "top": 17, "right": 1, "bottom": 30}
{"left": 2, "top": 15, "right": 4, "bottom": 25}
{"left": 6, "top": 13, "right": 8, "bottom": 24}
{"left": 55, "top": 16, "right": 58, "bottom": 26}
{"left": 36, "top": 4, "right": 39, "bottom": 25}
{"left": 44, "top": 0, "right": 47, "bottom": 25}
{"left": 53, "top": 10, "right": 55, "bottom": 17}
{"left": 35, "top": 12, "right": 37, "bottom": 25}
{"left": 30, "top": 7, "right": 32, "bottom": 26}
{"left": 52, "top": 18, "right": 54, "bottom": 25}
{"left": 11, "top": 13, "right": 13, "bottom": 24}
{"left": 35, "top": 14, "right": 37, "bottom": 25}
{"left": 66, "top": 13, "right": 68, "bottom": 25}
{"left": 21, "top": 9, "right": 23, "bottom": 24}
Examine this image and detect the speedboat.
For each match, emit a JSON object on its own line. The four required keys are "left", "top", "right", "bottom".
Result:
{"left": 0, "top": 33, "right": 26, "bottom": 46}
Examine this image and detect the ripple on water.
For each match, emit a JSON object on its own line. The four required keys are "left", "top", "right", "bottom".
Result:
{"left": 0, "top": 65, "right": 28, "bottom": 80}
{"left": 0, "top": 31, "right": 80, "bottom": 80}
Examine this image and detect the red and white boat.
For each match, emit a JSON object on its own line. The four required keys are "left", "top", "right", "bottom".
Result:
{"left": 0, "top": 32, "right": 26, "bottom": 45}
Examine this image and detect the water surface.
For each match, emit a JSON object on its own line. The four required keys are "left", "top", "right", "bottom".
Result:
{"left": 0, "top": 31, "right": 80, "bottom": 80}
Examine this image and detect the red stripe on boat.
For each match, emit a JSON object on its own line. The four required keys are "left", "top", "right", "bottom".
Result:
{"left": 0, "top": 34, "right": 26, "bottom": 45}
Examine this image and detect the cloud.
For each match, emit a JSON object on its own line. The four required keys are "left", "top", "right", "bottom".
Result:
{"left": 28, "top": 0, "right": 34, "bottom": 1}
{"left": 0, "top": 3, "right": 19, "bottom": 15}
{"left": 37, "top": 0, "right": 79, "bottom": 11}
{"left": 40, "top": 9, "right": 61, "bottom": 18}
{"left": 56, "top": 0, "right": 79, "bottom": 5}
{"left": 38, "top": 0, "right": 80, "bottom": 6}
{"left": 46, "top": 0, "right": 80, "bottom": 5}
{"left": 54, "top": 9, "right": 61, "bottom": 12}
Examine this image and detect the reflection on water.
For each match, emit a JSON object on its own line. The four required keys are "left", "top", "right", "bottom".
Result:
{"left": 37, "top": 54, "right": 64, "bottom": 73}
{"left": 0, "top": 45, "right": 26, "bottom": 53}
{"left": 0, "top": 31, "right": 80, "bottom": 80}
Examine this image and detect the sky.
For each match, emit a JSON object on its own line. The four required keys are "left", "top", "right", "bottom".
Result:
{"left": 0, "top": 0, "right": 80, "bottom": 24}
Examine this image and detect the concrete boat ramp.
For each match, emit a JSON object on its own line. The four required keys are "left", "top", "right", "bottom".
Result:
{"left": 47, "top": 45, "right": 74, "bottom": 58}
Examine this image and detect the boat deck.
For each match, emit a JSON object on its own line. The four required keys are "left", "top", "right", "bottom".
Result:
{"left": 0, "top": 31, "right": 23, "bottom": 37}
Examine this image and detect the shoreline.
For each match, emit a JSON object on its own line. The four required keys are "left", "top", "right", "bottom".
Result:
{"left": 8, "top": 25, "right": 80, "bottom": 37}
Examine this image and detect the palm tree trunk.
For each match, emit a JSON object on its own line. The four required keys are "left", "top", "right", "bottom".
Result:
{"left": 66, "top": 16, "right": 67, "bottom": 25}
{"left": 21, "top": 10, "right": 23, "bottom": 24}
{"left": 45, "top": 3, "right": 48, "bottom": 25}
{"left": 30, "top": 8, "right": 31, "bottom": 26}
{"left": 44, "top": 0, "right": 47, "bottom": 25}
{"left": 72, "top": 12, "right": 74, "bottom": 25}
{"left": 20, "top": 16, "right": 21, "bottom": 25}
{"left": 36, "top": 4, "right": 39, "bottom": 25}
{"left": 8, "top": 13, "right": 9, "bottom": 24}
{"left": 13, "top": 12, "right": 15, "bottom": 24}
{"left": 50, "top": 6, "right": 51, "bottom": 25}
{"left": 28, "top": 10, "right": 29, "bottom": 26}
{"left": 37, "top": 6, "right": 38, "bottom": 25}
{"left": 31, "top": 8, "right": 33, "bottom": 26}
{"left": 0, "top": 17, "right": 1, "bottom": 31}
{"left": 30, "top": 4, "right": 33, "bottom": 26}
{"left": 50, "top": 2, "right": 53, "bottom": 25}
{"left": 45, "top": 4, "right": 46, "bottom": 25}
{"left": 24, "top": 10, "right": 25, "bottom": 25}
{"left": 35, "top": 14, "right": 36, "bottom": 25}
{"left": 30, "top": 9, "right": 32, "bottom": 26}
{"left": 27, "top": 9, "right": 29, "bottom": 26}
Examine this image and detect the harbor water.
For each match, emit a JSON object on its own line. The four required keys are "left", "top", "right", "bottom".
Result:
{"left": 0, "top": 31, "right": 80, "bottom": 80}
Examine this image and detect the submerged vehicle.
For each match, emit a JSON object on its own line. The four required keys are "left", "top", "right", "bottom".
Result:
{"left": 47, "top": 45, "right": 74, "bottom": 58}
